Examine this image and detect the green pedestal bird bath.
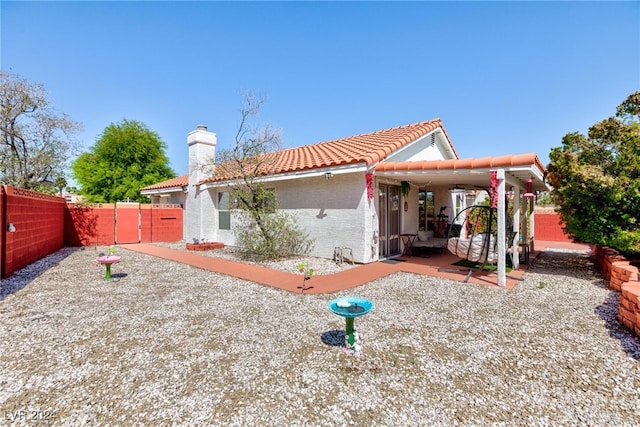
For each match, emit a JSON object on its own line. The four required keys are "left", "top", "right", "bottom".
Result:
{"left": 328, "top": 296, "right": 373, "bottom": 353}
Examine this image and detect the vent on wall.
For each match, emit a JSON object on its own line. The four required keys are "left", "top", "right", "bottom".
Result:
{"left": 430, "top": 134, "right": 436, "bottom": 146}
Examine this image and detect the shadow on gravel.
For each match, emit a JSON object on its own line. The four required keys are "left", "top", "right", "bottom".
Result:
{"left": 0, "top": 247, "right": 81, "bottom": 301}
{"left": 595, "top": 292, "right": 640, "bottom": 361}
{"left": 532, "top": 250, "right": 640, "bottom": 360}
{"left": 530, "top": 250, "right": 607, "bottom": 285}
{"left": 321, "top": 329, "right": 346, "bottom": 347}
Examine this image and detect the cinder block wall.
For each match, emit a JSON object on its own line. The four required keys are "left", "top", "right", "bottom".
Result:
{"left": 65, "top": 204, "right": 115, "bottom": 246}
{"left": 1, "top": 187, "right": 184, "bottom": 279}
{"left": 1, "top": 186, "right": 65, "bottom": 278}
{"left": 141, "top": 204, "right": 183, "bottom": 243}
{"left": 534, "top": 208, "right": 574, "bottom": 242}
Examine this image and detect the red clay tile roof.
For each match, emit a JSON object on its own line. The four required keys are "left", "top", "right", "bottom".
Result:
{"left": 375, "top": 153, "right": 546, "bottom": 175}
{"left": 140, "top": 175, "right": 188, "bottom": 192}
{"left": 201, "top": 119, "right": 453, "bottom": 184}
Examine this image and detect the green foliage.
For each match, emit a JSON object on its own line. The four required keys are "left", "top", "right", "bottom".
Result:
{"left": 465, "top": 202, "right": 497, "bottom": 236}
{"left": 535, "top": 191, "right": 553, "bottom": 206}
{"left": 400, "top": 180, "right": 410, "bottom": 197}
{"left": 54, "top": 175, "right": 67, "bottom": 196}
{"left": 233, "top": 209, "right": 313, "bottom": 262}
{"left": 72, "top": 119, "right": 175, "bottom": 203}
{"left": 218, "top": 93, "right": 314, "bottom": 261}
{"left": 547, "top": 91, "right": 640, "bottom": 257}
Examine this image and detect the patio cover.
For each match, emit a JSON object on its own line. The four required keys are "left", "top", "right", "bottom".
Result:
{"left": 374, "top": 153, "right": 547, "bottom": 191}
{"left": 375, "top": 153, "right": 549, "bottom": 286}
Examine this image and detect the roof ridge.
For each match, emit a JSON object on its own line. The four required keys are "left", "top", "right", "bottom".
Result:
{"left": 293, "top": 118, "right": 442, "bottom": 149}
{"left": 199, "top": 118, "right": 446, "bottom": 184}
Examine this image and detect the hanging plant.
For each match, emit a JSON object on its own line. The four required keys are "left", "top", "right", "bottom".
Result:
{"left": 400, "top": 181, "right": 410, "bottom": 197}
{"left": 365, "top": 173, "right": 374, "bottom": 199}
{"left": 490, "top": 171, "right": 499, "bottom": 208}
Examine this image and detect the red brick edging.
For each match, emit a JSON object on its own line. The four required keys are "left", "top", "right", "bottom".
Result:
{"left": 185, "top": 242, "right": 224, "bottom": 251}
{"left": 593, "top": 246, "right": 640, "bottom": 337}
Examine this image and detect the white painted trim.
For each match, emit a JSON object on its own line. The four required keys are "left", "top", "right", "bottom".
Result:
{"left": 140, "top": 186, "right": 185, "bottom": 195}
{"left": 199, "top": 163, "right": 369, "bottom": 190}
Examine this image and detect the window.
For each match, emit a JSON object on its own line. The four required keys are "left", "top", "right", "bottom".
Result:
{"left": 418, "top": 189, "right": 435, "bottom": 231}
{"left": 253, "top": 188, "right": 277, "bottom": 214}
{"left": 218, "top": 191, "right": 231, "bottom": 230}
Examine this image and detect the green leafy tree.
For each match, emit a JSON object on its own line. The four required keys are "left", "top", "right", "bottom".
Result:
{"left": 54, "top": 175, "right": 67, "bottom": 196}
{"left": 72, "top": 119, "right": 175, "bottom": 203}
{"left": 0, "top": 70, "right": 81, "bottom": 189}
{"left": 547, "top": 91, "right": 640, "bottom": 256}
{"left": 216, "top": 93, "right": 313, "bottom": 261}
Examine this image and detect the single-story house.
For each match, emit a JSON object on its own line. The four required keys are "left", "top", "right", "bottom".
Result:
{"left": 142, "top": 119, "right": 548, "bottom": 285}
{"left": 140, "top": 175, "right": 188, "bottom": 237}
{"left": 141, "top": 175, "right": 188, "bottom": 206}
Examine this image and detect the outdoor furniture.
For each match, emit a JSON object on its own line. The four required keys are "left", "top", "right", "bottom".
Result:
{"left": 334, "top": 247, "right": 354, "bottom": 265}
{"left": 400, "top": 233, "right": 416, "bottom": 255}
{"left": 447, "top": 234, "right": 495, "bottom": 262}
{"left": 411, "top": 230, "right": 447, "bottom": 255}
{"left": 446, "top": 205, "right": 519, "bottom": 274}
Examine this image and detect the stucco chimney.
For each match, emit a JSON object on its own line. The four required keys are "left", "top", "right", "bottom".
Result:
{"left": 186, "top": 125, "right": 217, "bottom": 243}
{"left": 187, "top": 125, "right": 217, "bottom": 186}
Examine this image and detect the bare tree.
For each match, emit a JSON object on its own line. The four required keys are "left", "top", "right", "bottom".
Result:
{"left": 216, "top": 93, "right": 313, "bottom": 261}
{"left": 0, "top": 70, "right": 81, "bottom": 189}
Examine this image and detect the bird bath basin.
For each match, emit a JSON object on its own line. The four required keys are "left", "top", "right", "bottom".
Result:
{"left": 328, "top": 297, "right": 373, "bottom": 351}
{"left": 97, "top": 255, "right": 121, "bottom": 280}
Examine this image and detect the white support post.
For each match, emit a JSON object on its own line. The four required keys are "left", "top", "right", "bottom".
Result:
{"left": 512, "top": 186, "right": 520, "bottom": 270}
{"left": 496, "top": 169, "right": 506, "bottom": 287}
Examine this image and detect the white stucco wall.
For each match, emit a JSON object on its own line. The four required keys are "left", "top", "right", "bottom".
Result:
{"left": 275, "top": 173, "right": 371, "bottom": 263}
{"left": 185, "top": 126, "right": 217, "bottom": 244}
{"left": 195, "top": 175, "right": 471, "bottom": 262}
{"left": 147, "top": 192, "right": 186, "bottom": 206}
{"left": 205, "top": 172, "right": 373, "bottom": 263}
{"left": 385, "top": 130, "right": 452, "bottom": 162}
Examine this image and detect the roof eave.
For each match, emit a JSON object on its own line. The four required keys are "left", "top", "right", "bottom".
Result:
{"left": 140, "top": 186, "right": 187, "bottom": 195}
{"left": 198, "top": 162, "right": 369, "bottom": 189}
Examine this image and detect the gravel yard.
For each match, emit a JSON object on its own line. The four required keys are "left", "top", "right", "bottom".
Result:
{"left": 1, "top": 245, "right": 639, "bottom": 426}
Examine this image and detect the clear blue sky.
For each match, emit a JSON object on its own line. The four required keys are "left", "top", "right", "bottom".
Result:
{"left": 2, "top": 1, "right": 639, "bottom": 178}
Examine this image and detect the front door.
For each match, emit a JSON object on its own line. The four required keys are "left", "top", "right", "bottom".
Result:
{"left": 378, "top": 184, "right": 401, "bottom": 258}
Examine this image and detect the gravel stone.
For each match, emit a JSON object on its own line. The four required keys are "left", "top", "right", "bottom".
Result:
{"left": 1, "top": 245, "right": 639, "bottom": 425}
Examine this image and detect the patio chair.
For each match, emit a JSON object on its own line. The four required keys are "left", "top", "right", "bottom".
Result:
{"left": 412, "top": 230, "right": 447, "bottom": 255}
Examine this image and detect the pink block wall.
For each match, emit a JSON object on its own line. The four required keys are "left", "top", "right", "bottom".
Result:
{"left": 535, "top": 210, "right": 573, "bottom": 242}
{"left": 1, "top": 186, "right": 66, "bottom": 278}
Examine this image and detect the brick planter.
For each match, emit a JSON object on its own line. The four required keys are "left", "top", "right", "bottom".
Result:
{"left": 186, "top": 242, "right": 224, "bottom": 251}
{"left": 593, "top": 246, "right": 640, "bottom": 338}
